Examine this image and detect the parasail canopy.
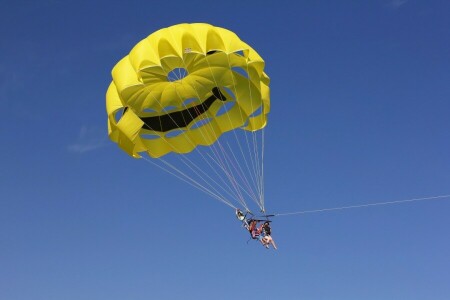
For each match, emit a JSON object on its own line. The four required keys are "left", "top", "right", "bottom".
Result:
{"left": 107, "top": 23, "right": 270, "bottom": 158}
{"left": 106, "top": 23, "right": 270, "bottom": 213}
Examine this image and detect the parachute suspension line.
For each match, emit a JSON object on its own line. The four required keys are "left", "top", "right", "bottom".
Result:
{"left": 251, "top": 129, "right": 264, "bottom": 210}
{"left": 175, "top": 91, "right": 249, "bottom": 210}
{"left": 143, "top": 88, "right": 245, "bottom": 209}
{"left": 231, "top": 56, "right": 263, "bottom": 198}
{"left": 204, "top": 141, "right": 261, "bottom": 208}
{"left": 204, "top": 152, "right": 258, "bottom": 208}
{"left": 203, "top": 67, "right": 256, "bottom": 211}
{"left": 151, "top": 34, "right": 252, "bottom": 211}
{"left": 227, "top": 125, "right": 261, "bottom": 207}
{"left": 176, "top": 154, "right": 247, "bottom": 207}
{"left": 184, "top": 81, "right": 250, "bottom": 210}
{"left": 166, "top": 99, "right": 249, "bottom": 209}
{"left": 142, "top": 155, "right": 236, "bottom": 209}
{"left": 242, "top": 59, "right": 265, "bottom": 211}
{"left": 260, "top": 128, "right": 266, "bottom": 211}
{"left": 161, "top": 67, "right": 247, "bottom": 209}
{"left": 206, "top": 137, "right": 252, "bottom": 206}
{"left": 220, "top": 52, "right": 265, "bottom": 211}
{"left": 141, "top": 73, "right": 258, "bottom": 213}
{"left": 197, "top": 52, "right": 253, "bottom": 210}
{"left": 274, "top": 194, "right": 450, "bottom": 216}
{"left": 239, "top": 57, "right": 266, "bottom": 212}
{"left": 175, "top": 53, "right": 250, "bottom": 210}
{"left": 149, "top": 148, "right": 250, "bottom": 211}
{"left": 157, "top": 159, "right": 230, "bottom": 207}
{"left": 224, "top": 141, "right": 260, "bottom": 204}
{"left": 203, "top": 135, "right": 250, "bottom": 210}
{"left": 230, "top": 56, "right": 264, "bottom": 211}
{"left": 201, "top": 53, "right": 260, "bottom": 211}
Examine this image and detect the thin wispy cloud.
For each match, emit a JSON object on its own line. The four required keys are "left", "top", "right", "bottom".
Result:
{"left": 387, "top": 0, "right": 409, "bottom": 9}
{"left": 68, "top": 125, "right": 107, "bottom": 154}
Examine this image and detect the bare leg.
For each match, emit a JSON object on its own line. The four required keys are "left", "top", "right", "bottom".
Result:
{"left": 263, "top": 235, "right": 277, "bottom": 250}
{"left": 269, "top": 236, "right": 277, "bottom": 250}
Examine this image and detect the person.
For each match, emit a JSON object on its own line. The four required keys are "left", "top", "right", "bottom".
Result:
{"left": 262, "top": 235, "right": 277, "bottom": 249}
{"left": 248, "top": 219, "right": 263, "bottom": 239}
{"left": 260, "top": 221, "right": 277, "bottom": 249}
{"left": 262, "top": 221, "right": 271, "bottom": 236}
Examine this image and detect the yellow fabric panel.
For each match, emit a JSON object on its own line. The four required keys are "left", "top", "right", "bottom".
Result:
{"left": 111, "top": 57, "right": 143, "bottom": 95}
{"left": 106, "top": 83, "right": 123, "bottom": 120}
{"left": 106, "top": 23, "right": 270, "bottom": 158}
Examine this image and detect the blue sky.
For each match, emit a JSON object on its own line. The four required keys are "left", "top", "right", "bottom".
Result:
{"left": 1, "top": 1, "right": 449, "bottom": 299}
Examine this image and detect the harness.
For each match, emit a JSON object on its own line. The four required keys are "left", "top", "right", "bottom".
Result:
{"left": 236, "top": 209, "right": 274, "bottom": 241}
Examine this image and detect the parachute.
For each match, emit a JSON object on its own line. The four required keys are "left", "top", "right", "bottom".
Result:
{"left": 107, "top": 23, "right": 270, "bottom": 212}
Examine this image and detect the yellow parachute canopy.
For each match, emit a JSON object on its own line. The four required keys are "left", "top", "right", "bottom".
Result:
{"left": 107, "top": 23, "right": 270, "bottom": 158}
